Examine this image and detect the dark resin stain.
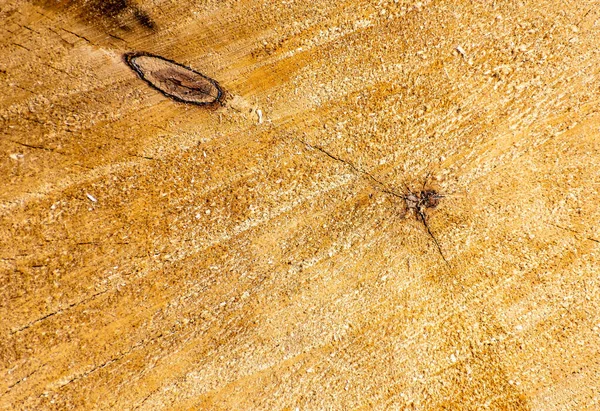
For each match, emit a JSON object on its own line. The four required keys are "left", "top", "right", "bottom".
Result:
{"left": 125, "top": 52, "right": 224, "bottom": 106}
{"left": 35, "top": 0, "right": 156, "bottom": 31}
{"left": 93, "top": 0, "right": 155, "bottom": 29}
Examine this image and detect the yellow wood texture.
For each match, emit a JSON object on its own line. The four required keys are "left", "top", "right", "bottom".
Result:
{"left": 1, "top": 0, "right": 600, "bottom": 409}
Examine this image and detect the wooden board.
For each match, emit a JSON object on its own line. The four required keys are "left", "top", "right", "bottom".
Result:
{"left": 2, "top": 0, "right": 600, "bottom": 409}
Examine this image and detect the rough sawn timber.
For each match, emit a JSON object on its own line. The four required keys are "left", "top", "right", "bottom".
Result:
{"left": 1, "top": 0, "right": 600, "bottom": 409}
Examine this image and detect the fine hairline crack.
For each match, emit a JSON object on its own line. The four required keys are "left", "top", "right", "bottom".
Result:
{"left": 294, "top": 136, "right": 450, "bottom": 267}
{"left": 295, "top": 137, "right": 402, "bottom": 197}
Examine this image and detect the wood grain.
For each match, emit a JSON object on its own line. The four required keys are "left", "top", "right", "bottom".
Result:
{"left": 1, "top": 0, "right": 600, "bottom": 409}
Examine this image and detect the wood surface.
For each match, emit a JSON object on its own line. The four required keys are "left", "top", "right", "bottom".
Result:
{"left": 2, "top": 0, "right": 600, "bottom": 409}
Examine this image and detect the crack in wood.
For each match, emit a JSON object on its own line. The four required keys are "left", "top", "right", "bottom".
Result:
{"left": 10, "top": 289, "right": 109, "bottom": 335}
{"left": 1, "top": 363, "right": 47, "bottom": 397}
{"left": 10, "top": 140, "right": 56, "bottom": 152}
{"left": 295, "top": 137, "right": 450, "bottom": 267}
{"left": 547, "top": 222, "right": 600, "bottom": 244}
{"left": 60, "top": 27, "right": 92, "bottom": 44}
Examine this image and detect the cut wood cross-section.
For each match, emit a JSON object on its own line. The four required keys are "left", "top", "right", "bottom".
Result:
{"left": 1, "top": 0, "right": 600, "bottom": 410}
